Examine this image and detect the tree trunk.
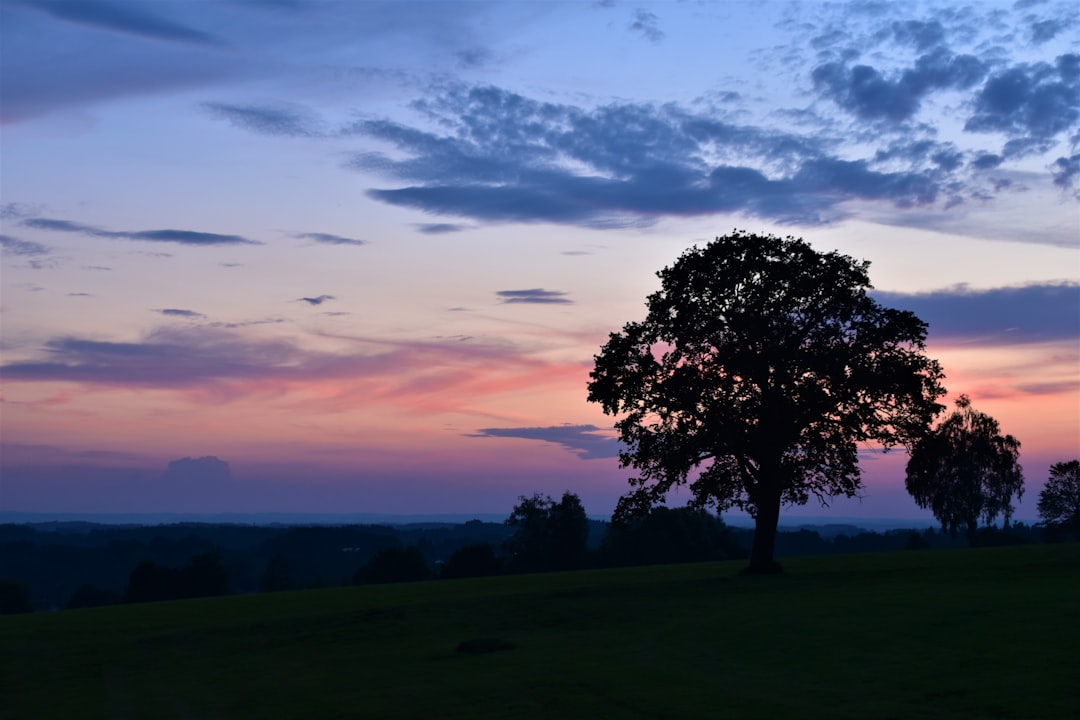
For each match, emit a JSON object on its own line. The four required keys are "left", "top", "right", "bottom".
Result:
{"left": 745, "top": 486, "right": 783, "bottom": 575}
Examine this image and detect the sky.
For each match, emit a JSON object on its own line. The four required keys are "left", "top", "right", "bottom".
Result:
{"left": 1, "top": 0, "right": 1077, "bottom": 522}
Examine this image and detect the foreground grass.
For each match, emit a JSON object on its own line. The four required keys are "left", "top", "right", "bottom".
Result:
{"left": 2, "top": 544, "right": 1078, "bottom": 720}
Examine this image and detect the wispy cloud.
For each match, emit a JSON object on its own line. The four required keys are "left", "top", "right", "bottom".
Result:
{"left": 164, "top": 455, "right": 232, "bottom": 484}
{"left": 628, "top": 9, "right": 664, "bottom": 43}
{"left": 0, "top": 234, "right": 50, "bottom": 256}
{"left": 294, "top": 232, "right": 367, "bottom": 246}
{"left": 0, "top": 326, "right": 589, "bottom": 417}
{"left": 15, "top": 0, "right": 223, "bottom": 46}
{"left": 298, "top": 295, "right": 335, "bottom": 306}
{"left": 203, "top": 102, "right": 323, "bottom": 137}
{"left": 496, "top": 289, "right": 573, "bottom": 305}
{"left": 470, "top": 424, "right": 620, "bottom": 459}
{"left": 22, "top": 217, "right": 260, "bottom": 246}
{"left": 415, "top": 223, "right": 467, "bottom": 235}
{"left": 155, "top": 308, "right": 206, "bottom": 319}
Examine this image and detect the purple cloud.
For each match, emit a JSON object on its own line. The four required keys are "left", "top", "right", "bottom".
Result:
{"left": 496, "top": 289, "right": 573, "bottom": 305}
{"left": 470, "top": 424, "right": 620, "bottom": 459}
{"left": 873, "top": 283, "right": 1080, "bottom": 345}
{"left": 298, "top": 295, "right": 335, "bottom": 306}
{"left": 295, "top": 232, "right": 367, "bottom": 247}
{"left": 22, "top": 217, "right": 259, "bottom": 246}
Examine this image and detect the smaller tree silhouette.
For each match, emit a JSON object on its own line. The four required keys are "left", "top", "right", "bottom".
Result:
{"left": 1037, "top": 460, "right": 1080, "bottom": 540}
{"left": 354, "top": 546, "right": 430, "bottom": 584}
{"left": 0, "top": 577, "right": 32, "bottom": 614}
{"left": 442, "top": 544, "right": 501, "bottom": 579}
{"left": 505, "top": 492, "right": 589, "bottom": 572}
{"left": 179, "top": 550, "right": 229, "bottom": 598}
{"left": 125, "top": 560, "right": 179, "bottom": 603}
{"left": 905, "top": 395, "right": 1024, "bottom": 545}
{"left": 259, "top": 554, "right": 294, "bottom": 592}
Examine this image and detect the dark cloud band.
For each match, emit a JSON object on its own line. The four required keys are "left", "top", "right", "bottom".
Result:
{"left": 22, "top": 217, "right": 259, "bottom": 246}
{"left": 470, "top": 425, "right": 620, "bottom": 459}
{"left": 874, "top": 283, "right": 1080, "bottom": 345}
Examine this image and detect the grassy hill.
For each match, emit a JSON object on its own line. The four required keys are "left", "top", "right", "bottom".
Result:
{"left": 3, "top": 544, "right": 1078, "bottom": 719}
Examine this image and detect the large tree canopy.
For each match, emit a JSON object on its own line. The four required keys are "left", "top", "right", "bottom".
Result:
{"left": 905, "top": 395, "right": 1024, "bottom": 545}
{"left": 587, "top": 231, "right": 946, "bottom": 572}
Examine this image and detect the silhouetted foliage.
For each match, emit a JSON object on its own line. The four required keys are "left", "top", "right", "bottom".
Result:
{"left": 975, "top": 523, "right": 1034, "bottom": 547}
{"left": 124, "top": 550, "right": 229, "bottom": 603}
{"left": 505, "top": 492, "right": 589, "bottom": 572}
{"left": 588, "top": 231, "right": 946, "bottom": 573}
{"left": 1037, "top": 460, "right": 1080, "bottom": 540}
{"left": 354, "top": 545, "right": 430, "bottom": 584}
{"left": 904, "top": 531, "right": 931, "bottom": 551}
{"left": 905, "top": 395, "right": 1024, "bottom": 546}
{"left": 180, "top": 550, "right": 229, "bottom": 598}
{"left": 125, "top": 560, "right": 178, "bottom": 603}
{"left": 259, "top": 554, "right": 294, "bottom": 592}
{"left": 442, "top": 543, "right": 501, "bottom": 579}
{"left": 0, "top": 577, "right": 33, "bottom": 614}
{"left": 67, "top": 584, "right": 121, "bottom": 609}
{"left": 603, "top": 507, "right": 744, "bottom": 566}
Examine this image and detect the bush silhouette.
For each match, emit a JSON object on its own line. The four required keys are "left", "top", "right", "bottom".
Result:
{"left": 0, "top": 577, "right": 32, "bottom": 614}
{"left": 67, "top": 584, "right": 121, "bottom": 610}
{"left": 603, "top": 507, "right": 744, "bottom": 566}
{"left": 354, "top": 546, "right": 430, "bottom": 584}
{"left": 443, "top": 543, "right": 501, "bottom": 579}
{"left": 124, "top": 550, "right": 229, "bottom": 603}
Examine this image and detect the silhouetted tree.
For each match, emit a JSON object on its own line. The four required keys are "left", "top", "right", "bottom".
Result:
{"left": 0, "top": 577, "right": 32, "bottom": 614}
{"left": 442, "top": 543, "right": 501, "bottom": 579}
{"left": 904, "top": 531, "right": 931, "bottom": 551}
{"left": 354, "top": 546, "right": 430, "bottom": 584}
{"left": 259, "top": 553, "right": 294, "bottom": 592}
{"left": 603, "top": 507, "right": 743, "bottom": 566}
{"left": 125, "top": 560, "right": 178, "bottom": 603}
{"left": 905, "top": 395, "right": 1024, "bottom": 546}
{"left": 67, "top": 584, "right": 121, "bottom": 610}
{"left": 178, "top": 550, "right": 229, "bottom": 598}
{"left": 588, "top": 231, "right": 945, "bottom": 573}
{"left": 124, "top": 550, "right": 229, "bottom": 603}
{"left": 505, "top": 492, "right": 589, "bottom": 572}
{"left": 1037, "top": 460, "right": 1080, "bottom": 540}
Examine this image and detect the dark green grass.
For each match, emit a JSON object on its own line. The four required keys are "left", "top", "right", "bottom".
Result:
{"left": 3, "top": 544, "right": 1078, "bottom": 719}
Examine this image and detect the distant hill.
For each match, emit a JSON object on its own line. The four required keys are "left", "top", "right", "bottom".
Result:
{"left": 1, "top": 511, "right": 938, "bottom": 534}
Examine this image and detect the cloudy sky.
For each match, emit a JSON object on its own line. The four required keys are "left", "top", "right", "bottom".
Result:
{"left": 1, "top": 0, "right": 1077, "bottom": 521}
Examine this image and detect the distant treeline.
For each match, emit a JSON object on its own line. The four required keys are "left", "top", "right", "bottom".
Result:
{"left": 0, "top": 497, "right": 1056, "bottom": 613}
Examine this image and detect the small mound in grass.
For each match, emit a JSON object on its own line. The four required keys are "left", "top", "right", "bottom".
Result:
{"left": 455, "top": 637, "right": 517, "bottom": 654}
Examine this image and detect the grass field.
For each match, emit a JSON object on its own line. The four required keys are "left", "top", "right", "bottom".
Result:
{"left": 2, "top": 544, "right": 1078, "bottom": 719}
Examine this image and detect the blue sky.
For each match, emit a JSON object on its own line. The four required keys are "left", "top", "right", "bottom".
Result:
{"left": 1, "top": 0, "right": 1077, "bottom": 520}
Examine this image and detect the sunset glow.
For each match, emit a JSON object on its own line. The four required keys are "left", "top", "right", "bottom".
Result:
{"left": 2, "top": 0, "right": 1077, "bottom": 521}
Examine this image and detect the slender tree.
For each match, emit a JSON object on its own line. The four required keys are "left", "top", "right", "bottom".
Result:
{"left": 588, "top": 231, "right": 945, "bottom": 573}
{"left": 905, "top": 395, "right": 1024, "bottom": 545}
{"left": 1037, "top": 460, "right": 1080, "bottom": 540}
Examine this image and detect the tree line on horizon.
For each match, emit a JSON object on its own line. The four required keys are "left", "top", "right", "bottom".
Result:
{"left": 0, "top": 484, "right": 1073, "bottom": 615}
